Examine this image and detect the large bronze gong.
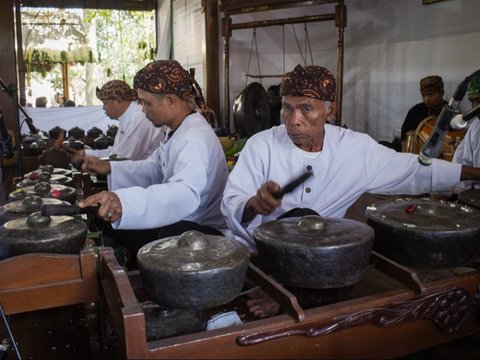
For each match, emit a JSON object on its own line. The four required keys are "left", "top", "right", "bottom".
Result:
{"left": 137, "top": 231, "right": 249, "bottom": 311}
{"left": 366, "top": 197, "right": 480, "bottom": 269}
{"left": 0, "top": 211, "right": 87, "bottom": 256}
{"left": 233, "top": 82, "right": 271, "bottom": 138}
{"left": 253, "top": 215, "right": 374, "bottom": 289}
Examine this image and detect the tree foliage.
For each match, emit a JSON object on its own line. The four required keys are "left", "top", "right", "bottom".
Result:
{"left": 21, "top": 7, "right": 156, "bottom": 105}
{"left": 84, "top": 9, "right": 156, "bottom": 83}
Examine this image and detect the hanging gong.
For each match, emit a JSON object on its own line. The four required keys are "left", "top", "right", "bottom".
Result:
{"left": 233, "top": 82, "right": 271, "bottom": 138}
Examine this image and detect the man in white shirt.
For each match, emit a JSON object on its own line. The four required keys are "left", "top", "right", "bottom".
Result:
{"left": 453, "top": 72, "right": 480, "bottom": 190}
{"left": 75, "top": 80, "right": 164, "bottom": 161}
{"left": 221, "top": 64, "right": 480, "bottom": 318}
{"left": 79, "top": 60, "right": 228, "bottom": 266}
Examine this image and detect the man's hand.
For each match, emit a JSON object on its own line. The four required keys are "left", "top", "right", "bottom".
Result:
{"left": 81, "top": 156, "right": 112, "bottom": 175}
{"left": 242, "top": 181, "right": 282, "bottom": 223}
{"left": 70, "top": 149, "right": 86, "bottom": 167}
{"left": 79, "top": 190, "right": 122, "bottom": 223}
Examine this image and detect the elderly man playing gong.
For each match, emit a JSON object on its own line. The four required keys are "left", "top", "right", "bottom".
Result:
{"left": 79, "top": 60, "right": 228, "bottom": 263}
{"left": 221, "top": 64, "right": 480, "bottom": 318}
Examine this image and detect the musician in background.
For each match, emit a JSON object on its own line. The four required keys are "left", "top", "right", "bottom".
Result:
{"left": 453, "top": 72, "right": 480, "bottom": 190}
{"left": 35, "top": 96, "right": 48, "bottom": 108}
{"left": 401, "top": 75, "right": 447, "bottom": 151}
{"left": 72, "top": 80, "right": 164, "bottom": 162}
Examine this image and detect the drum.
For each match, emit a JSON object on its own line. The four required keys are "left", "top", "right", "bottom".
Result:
{"left": 405, "top": 116, "right": 467, "bottom": 161}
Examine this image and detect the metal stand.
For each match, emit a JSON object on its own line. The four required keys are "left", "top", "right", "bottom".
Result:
{"left": 220, "top": 1, "right": 346, "bottom": 131}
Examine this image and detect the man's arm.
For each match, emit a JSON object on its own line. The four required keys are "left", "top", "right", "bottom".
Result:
{"left": 81, "top": 156, "right": 112, "bottom": 175}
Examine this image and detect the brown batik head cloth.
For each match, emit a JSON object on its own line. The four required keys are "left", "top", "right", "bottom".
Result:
{"left": 419, "top": 75, "right": 444, "bottom": 93}
{"left": 133, "top": 60, "right": 194, "bottom": 101}
{"left": 280, "top": 65, "right": 336, "bottom": 102}
{"left": 96, "top": 80, "right": 137, "bottom": 101}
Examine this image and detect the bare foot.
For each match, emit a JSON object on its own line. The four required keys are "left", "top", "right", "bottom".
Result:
{"left": 246, "top": 288, "right": 280, "bottom": 318}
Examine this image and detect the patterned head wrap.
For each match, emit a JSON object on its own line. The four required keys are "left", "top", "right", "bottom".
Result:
{"left": 96, "top": 80, "right": 137, "bottom": 101}
{"left": 280, "top": 65, "right": 336, "bottom": 102}
{"left": 419, "top": 75, "right": 444, "bottom": 93}
{"left": 134, "top": 60, "right": 212, "bottom": 121}
{"left": 467, "top": 72, "right": 480, "bottom": 97}
{"left": 133, "top": 60, "right": 193, "bottom": 101}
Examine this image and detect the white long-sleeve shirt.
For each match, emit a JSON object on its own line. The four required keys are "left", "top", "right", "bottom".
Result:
{"left": 453, "top": 118, "right": 480, "bottom": 190}
{"left": 85, "top": 101, "right": 164, "bottom": 160}
{"left": 108, "top": 112, "right": 229, "bottom": 231}
{"left": 222, "top": 124, "right": 462, "bottom": 251}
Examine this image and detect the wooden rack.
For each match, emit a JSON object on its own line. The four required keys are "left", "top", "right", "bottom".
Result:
{"left": 98, "top": 246, "right": 480, "bottom": 359}
{"left": 219, "top": 0, "right": 346, "bottom": 130}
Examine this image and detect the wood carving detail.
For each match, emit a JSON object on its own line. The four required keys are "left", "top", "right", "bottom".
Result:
{"left": 237, "top": 287, "right": 471, "bottom": 346}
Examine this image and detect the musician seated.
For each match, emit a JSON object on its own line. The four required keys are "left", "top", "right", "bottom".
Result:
{"left": 35, "top": 96, "right": 48, "bottom": 108}
{"left": 78, "top": 60, "right": 229, "bottom": 269}
{"left": 401, "top": 75, "right": 446, "bottom": 152}
{"left": 453, "top": 72, "right": 480, "bottom": 190}
{"left": 221, "top": 64, "right": 480, "bottom": 319}
{"left": 71, "top": 80, "right": 164, "bottom": 162}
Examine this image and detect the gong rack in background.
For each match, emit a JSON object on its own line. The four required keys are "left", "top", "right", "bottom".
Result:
{"left": 219, "top": 0, "right": 346, "bottom": 132}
